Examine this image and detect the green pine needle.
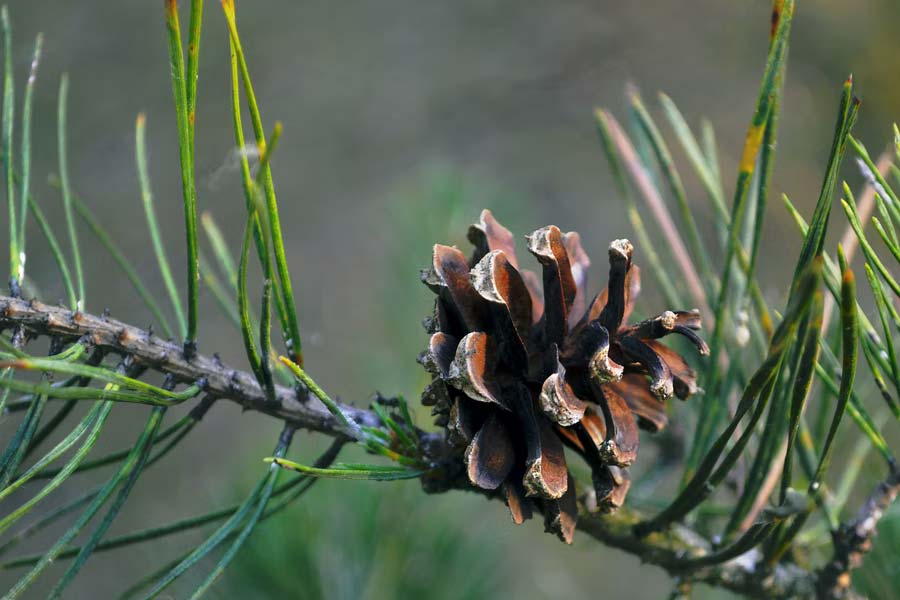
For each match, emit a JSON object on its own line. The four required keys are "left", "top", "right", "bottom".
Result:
{"left": 56, "top": 75, "right": 85, "bottom": 309}
{"left": 136, "top": 113, "right": 187, "bottom": 339}
{"left": 266, "top": 458, "right": 428, "bottom": 481}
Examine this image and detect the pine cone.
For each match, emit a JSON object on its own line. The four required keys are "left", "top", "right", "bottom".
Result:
{"left": 419, "top": 210, "right": 708, "bottom": 543}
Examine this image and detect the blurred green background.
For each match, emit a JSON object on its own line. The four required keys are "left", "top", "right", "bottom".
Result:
{"left": 3, "top": 1, "right": 900, "bottom": 597}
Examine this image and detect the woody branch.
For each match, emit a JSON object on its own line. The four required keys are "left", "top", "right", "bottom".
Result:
{"left": 0, "top": 293, "right": 890, "bottom": 599}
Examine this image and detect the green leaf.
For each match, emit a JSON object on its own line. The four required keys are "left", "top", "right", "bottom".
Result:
{"left": 812, "top": 247, "right": 859, "bottom": 491}
{"left": 138, "top": 426, "right": 295, "bottom": 599}
{"left": 873, "top": 192, "right": 900, "bottom": 251}
{"left": 746, "top": 89, "right": 782, "bottom": 306}
{"left": 638, "top": 257, "right": 821, "bottom": 535}
{"left": 0, "top": 375, "right": 201, "bottom": 406}
{"left": 0, "top": 486, "right": 96, "bottom": 560}
{"left": 7, "top": 407, "right": 162, "bottom": 599}
{"left": 237, "top": 219, "right": 265, "bottom": 388}
{"left": 370, "top": 401, "right": 416, "bottom": 455}
{"left": 840, "top": 185, "right": 900, "bottom": 299}
{"left": 0, "top": 399, "right": 100, "bottom": 502}
{"left": 863, "top": 263, "right": 900, "bottom": 417}
{"left": 266, "top": 458, "right": 427, "bottom": 481}
{"left": 0, "top": 393, "right": 47, "bottom": 489}
{"left": 163, "top": 0, "right": 200, "bottom": 347}
{"left": 0, "top": 355, "right": 198, "bottom": 401}
{"left": 785, "top": 191, "right": 900, "bottom": 423}
{"left": 2, "top": 7, "right": 17, "bottom": 289}
{"left": 872, "top": 215, "right": 900, "bottom": 278}
{"left": 765, "top": 250, "right": 861, "bottom": 564}
{"left": 722, "top": 362, "right": 790, "bottom": 538}
{"left": 187, "top": 457, "right": 279, "bottom": 598}
{"left": 225, "top": 25, "right": 290, "bottom": 357}
{"left": 48, "top": 407, "right": 167, "bottom": 598}
{"left": 791, "top": 86, "right": 858, "bottom": 284}
{"left": 136, "top": 113, "right": 187, "bottom": 339}
{"left": 0, "top": 412, "right": 200, "bottom": 563}
{"left": 56, "top": 75, "right": 85, "bottom": 308}
{"left": 628, "top": 89, "right": 715, "bottom": 293}
{"left": 688, "top": 0, "right": 795, "bottom": 472}
{"left": 15, "top": 34, "right": 41, "bottom": 285}
{"left": 658, "top": 92, "right": 728, "bottom": 224}
{"left": 1, "top": 440, "right": 341, "bottom": 571}
{"left": 593, "top": 108, "right": 684, "bottom": 309}
{"left": 0, "top": 400, "right": 112, "bottom": 539}
{"left": 780, "top": 288, "right": 824, "bottom": 503}
{"left": 278, "top": 355, "right": 363, "bottom": 441}
{"left": 814, "top": 359, "right": 892, "bottom": 464}
{"left": 222, "top": 0, "right": 303, "bottom": 365}
{"left": 678, "top": 520, "right": 779, "bottom": 570}
{"left": 33, "top": 414, "right": 192, "bottom": 480}
{"left": 253, "top": 122, "right": 284, "bottom": 403}
{"left": 851, "top": 135, "right": 900, "bottom": 207}
{"left": 184, "top": 0, "right": 203, "bottom": 145}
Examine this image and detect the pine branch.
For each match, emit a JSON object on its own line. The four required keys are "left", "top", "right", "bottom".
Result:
{"left": 816, "top": 465, "right": 900, "bottom": 599}
{"left": 0, "top": 294, "right": 379, "bottom": 438}
{"left": 3, "top": 292, "right": 884, "bottom": 600}
{"left": 575, "top": 508, "right": 816, "bottom": 598}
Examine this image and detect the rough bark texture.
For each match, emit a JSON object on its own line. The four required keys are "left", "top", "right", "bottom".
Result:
{"left": 0, "top": 295, "right": 380, "bottom": 438}
{"left": 816, "top": 466, "right": 900, "bottom": 599}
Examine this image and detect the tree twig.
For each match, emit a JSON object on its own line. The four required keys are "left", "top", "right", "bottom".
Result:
{"left": 0, "top": 294, "right": 892, "bottom": 599}
{"left": 0, "top": 295, "right": 379, "bottom": 439}
{"left": 574, "top": 507, "right": 815, "bottom": 598}
{"left": 817, "top": 465, "right": 900, "bottom": 599}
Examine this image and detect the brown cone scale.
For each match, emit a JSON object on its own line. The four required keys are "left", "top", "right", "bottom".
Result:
{"left": 418, "top": 209, "right": 706, "bottom": 543}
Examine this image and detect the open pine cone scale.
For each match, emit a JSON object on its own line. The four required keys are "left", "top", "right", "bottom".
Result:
{"left": 419, "top": 210, "right": 708, "bottom": 543}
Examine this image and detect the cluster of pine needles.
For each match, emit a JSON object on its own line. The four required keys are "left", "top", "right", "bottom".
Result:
{"left": 0, "top": 0, "right": 897, "bottom": 597}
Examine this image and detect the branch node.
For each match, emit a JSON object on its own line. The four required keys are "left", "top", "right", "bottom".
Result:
{"left": 183, "top": 338, "right": 198, "bottom": 361}
{"left": 8, "top": 276, "right": 21, "bottom": 298}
